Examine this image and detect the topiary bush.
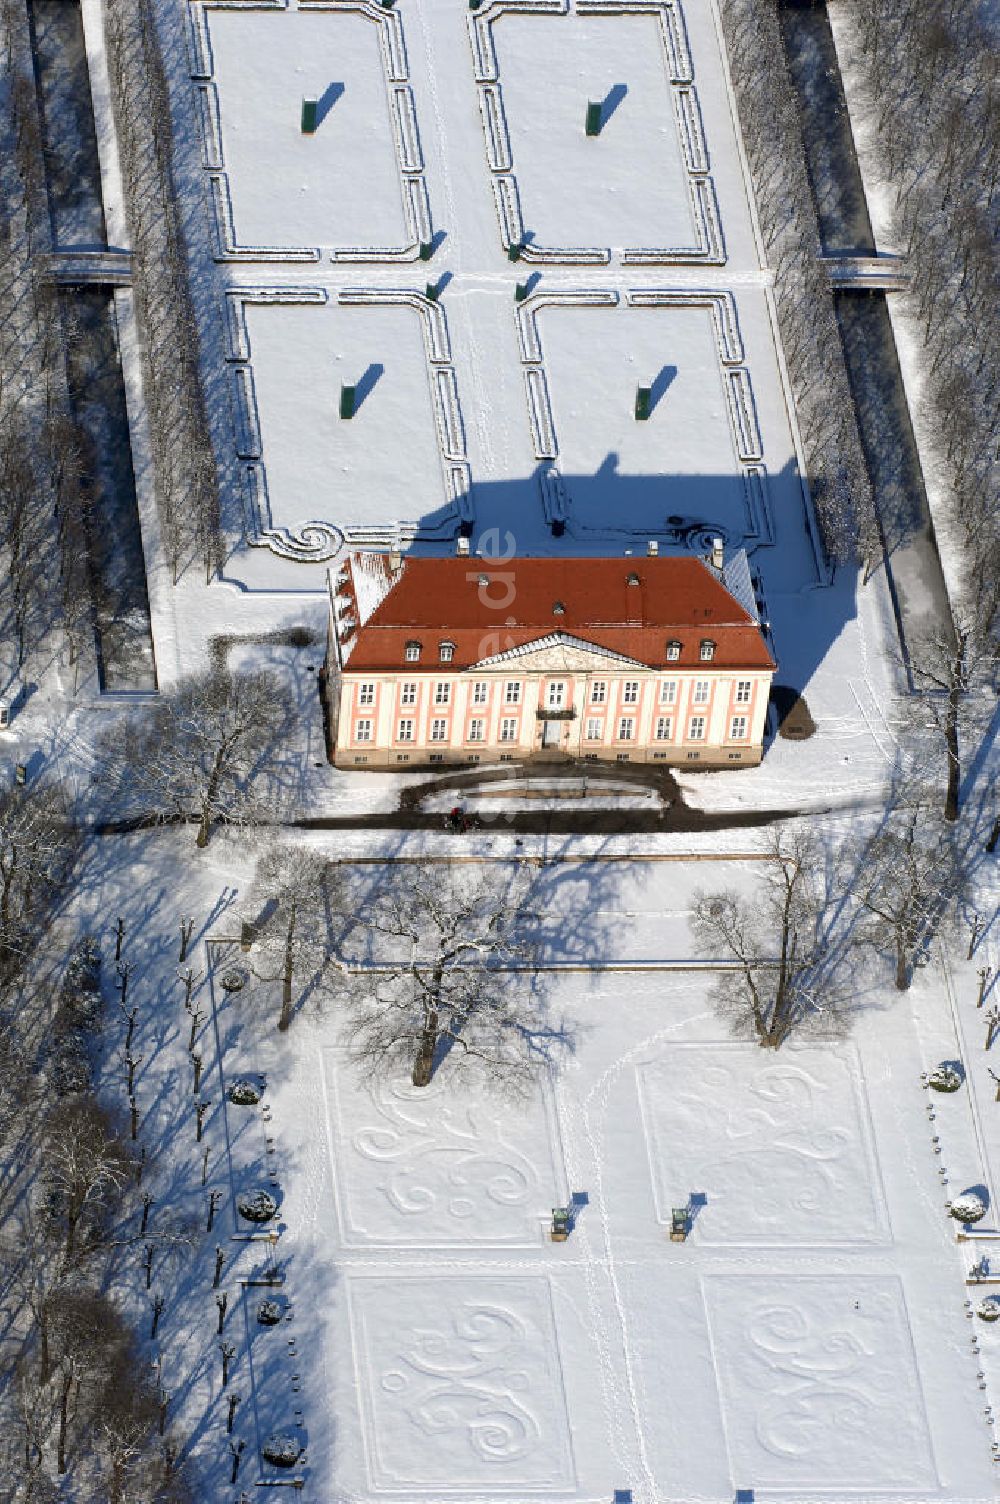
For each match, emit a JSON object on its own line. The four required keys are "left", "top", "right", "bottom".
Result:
{"left": 257, "top": 1299, "right": 283, "bottom": 1326}
{"left": 928, "top": 1064, "right": 963, "bottom": 1093}
{"left": 977, "top": 1296, "right": 1000, "bottom": 1322}
{"left": 228, "top": 1079, "right": 261, "bottom": 1106}
{"left": 238, "top": 1189, "right": 278, "bottom": 1223}
{"left": 262, "top": 1433, "right": 301, "bottom": 1467}
{"left": 949, "top": 1192, "right": 987, "bottom": 1224}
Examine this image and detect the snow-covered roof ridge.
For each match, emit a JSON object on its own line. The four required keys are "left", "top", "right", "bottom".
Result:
{"left": 721, "top": 548, "right": 759, "bottom": 623}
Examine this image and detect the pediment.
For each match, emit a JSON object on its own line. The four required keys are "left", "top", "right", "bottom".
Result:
{"left": 473, "top": 633, "right": 646, "bottom": 673}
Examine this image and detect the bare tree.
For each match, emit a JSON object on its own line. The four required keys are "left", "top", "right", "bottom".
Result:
{"left": 854, "top": 801, "right": 963, "bottom": 989}
{"left": 335, "top": 862, "right": 561, "bottom": 1092}
{"left": 42, "top": 1099, "right": 133, "bottom": 1262}
{"left": 0, "top": 786, "right": 76, "bottom": 981}
{"left": 102, "top": 668, "right": 294, "bottom": 847}
{"left": 692, "top": 828, "right": 838, "bottom": 1048}
{"left": 247, "top": 845, "right": 331, "bottom": 1030}
{"left": 903, "top": 621, "right": 993, "bottom": 822}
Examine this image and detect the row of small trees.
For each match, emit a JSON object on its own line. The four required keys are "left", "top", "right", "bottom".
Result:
{"left": 0, "top": 782, "right": 188, "bottom": 1499}
{"left": 841, "top": 0, "right": 999, "bottom": 643}
{"left": 104, "top": 0, "right": 222, "bottom": 585}
{"left": 0, "top": 0, "right": 95, "bottom": 680}
{"left": 717, "top": 0, "right": 879, "bottom": 570}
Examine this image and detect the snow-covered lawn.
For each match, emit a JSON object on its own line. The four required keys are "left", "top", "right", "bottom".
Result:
{"left": 491, "top": 12, "right": 695, "bottom": 252}
{"left": 244, "top": 299, "right": 448, "bottom": 535}
{"left": 205, "top": 7, "right": 408, "bottom": 253}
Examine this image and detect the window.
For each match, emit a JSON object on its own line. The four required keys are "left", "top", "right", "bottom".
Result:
{"left": 617, "top": 717, "right": 634, "bottom": 741}
{"left": 397, "top": 719, "right": 413, "bottom": 742}
{"left": 431, "top": 719, "right": 447, "bottom": 741}
{"left": 355, "top": 719, "right": 372, "bottom": 742}
{"left": 468, "top": 719, "right": 485, "bottom": 742}
{"left": 688, "top": 715, "right": 706, "bottom": 741}
{"left": 623, "top": 681, "right": 639, "bottom": 704}
{"left": 585, "top": 718, "right": 602, "bottom": 741}
{"left": 591, "top": 681, "right": 606, "bottom": 704}
{"left": 473, "top": 682, "right": 488, "bottom": 705}
{"left": 735, "top": 680, "right": 752, "bottom": 704}
{"left": 660, "top": 680, "right": 677, "bottom": 704}
{"left": 429, "top": 753, "right": 444, "bottom": 763}
{"left": 434, "top": 682, "right": 450, "bottom": 705}
{"left": 358, "top": 682, "right": 375, "bottom": 706}
{"left": 439, "top": 641, "right": 455, "bottom": 662}
{"left": 500, "top": 718, "right": 518, "bottom": 742}
{"left": 504, "top": 681, "right": 521, "bottom": 705}
{"left": 730, "top": 715, "right": 748, "bottom": 740}
{"left": 693, "top": 680, "right": 710, "bottom": 704}
{"left": 699, "top": 640, "right": 716, "bottom": 661}
{"left": 655, "top": 716, "right": 673, "bottom": 741}
{"left": 400, "top": 682, "right": 416, "bottom": 706}
{"left": 404, "top": 641, "right": 421, "bottom": 662}
{"left": 547, "top": 681, "right": 566, "bottom": 709}
{"left": 666, "top": 640, "right": 681, "bottom": 661}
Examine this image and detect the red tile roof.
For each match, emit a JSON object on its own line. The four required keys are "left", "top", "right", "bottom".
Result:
{"left": 336, "top": 555, "right": 775, "bottom": 672}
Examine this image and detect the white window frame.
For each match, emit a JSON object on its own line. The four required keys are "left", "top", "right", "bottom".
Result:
{"left": 623, "top": 681, "right": 639, "bottom": 704}
{"left": 585, "top": 718, "right": 602, "bottom": 741}
{"left": 397, "top": 718, "right": 413, "bottom": 742}
{"left": 617, "top": 717, "right": 634, "bottom": 741}
{"left": 655, "top": 716, "right": 673, "bottom": 741}
{"left": 693, "top": 680, "right": 710, "bottom": 705}
{"left": 404, "top": 642, "right": 421, "bottom": 662}
{"left": 355, "top": 719, "right": 373, "bottom": 742}
{"left": 468, "top": 718, "right": 485, "bottom": 742}
{"left": 730, "top": 715, "right": 748, "bottom": 740}
{"left": 439, "top": 641, "right": 455, "bottom": 663}
{"left": 735, "top": 680, "right": 752, "bottom": 704}
{"left": 473, "top": 681, "right": 488, "bottom": 705}
{"left": 430, "top": 718, "right": 448, "bottom": 742}
{"left": 504, "top": 681, "right": 521, "bottom": 705}
{"left": 591, "top": 681, "right": 606, "bottom": 704}
{"left": 547, "top": 681, "right": 566, "bottom": 709}
{"left": 659, "top": 680, "right": 677, "bottom": 704}
{"left": 666, "top": 640, "right": 681, "bottom": 661}
{"left": 688, "top": 715, "right": 706, "bottom": 741}
{"left": 400, "top": 682, "right": 416, "bottom": 706}
{"left": 500, "top": 717, "right": 518, "bottom": 743}
{"left": 358, "top": 682, "right": 375, "bottom": 707}
{"left": 699, "top": 640, "right": 716, "bottom": 661}
{"left": 434, "top": 682, "right": 450, "bottom": 706}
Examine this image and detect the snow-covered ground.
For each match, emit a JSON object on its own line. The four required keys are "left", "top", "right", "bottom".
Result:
{"left": 69, "top": 830, "right": 1000, "bottom": 1501}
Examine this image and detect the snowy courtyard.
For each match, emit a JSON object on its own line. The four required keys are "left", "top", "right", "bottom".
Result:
{"left": 118, "top": 844, "right": 985, "bottom": 1503}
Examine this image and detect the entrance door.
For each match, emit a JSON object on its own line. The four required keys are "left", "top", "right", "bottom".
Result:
{"left": 542, "top": 719, "right": 561, "bottom": 748}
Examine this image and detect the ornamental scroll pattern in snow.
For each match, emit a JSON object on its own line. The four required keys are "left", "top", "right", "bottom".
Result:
{"left": 704, "top": 1276, "right": 938, "bottom": 1490}
{"left": 351, "top": 1276, "right": 576, "bottom": 1489}
{"left": 325, "top": 1056, "right": 565, "bottom": 1246}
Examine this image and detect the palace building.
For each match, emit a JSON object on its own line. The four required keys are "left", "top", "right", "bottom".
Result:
{"left": 324, "top": 547, "right": 775, "bottom": 769}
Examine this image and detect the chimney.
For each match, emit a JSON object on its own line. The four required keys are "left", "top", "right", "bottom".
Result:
{"left": 711, "top": 536, "right": 724, "bottom": 572}
{"left": 647, "top": 540, "right": 659, "bottom": 557}
{"left": 389, "top": 548, "right": 401, "bottom": 573}
{"left": 456, "top": 536, "right": 470, "bottom": 557}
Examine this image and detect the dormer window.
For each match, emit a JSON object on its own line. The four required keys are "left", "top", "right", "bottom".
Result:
{"left": 666, "top": 640, "right": 681, "bottom": 661}
{"left": 404, "top": 641, "right": 422, "bottom": 662}
{"left": 699, "top": 640, "right": 716, "bottom": 662}
{"left": 439, "top": 641, "right": 455, "bottom": 663}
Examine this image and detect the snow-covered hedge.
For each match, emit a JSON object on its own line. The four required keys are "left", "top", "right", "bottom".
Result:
{"left": 257, "top": 1299, "right": 283, "bottom": 1326}
{"left": 977, "top": 1297, "right": 1000, "bottom": 1323}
